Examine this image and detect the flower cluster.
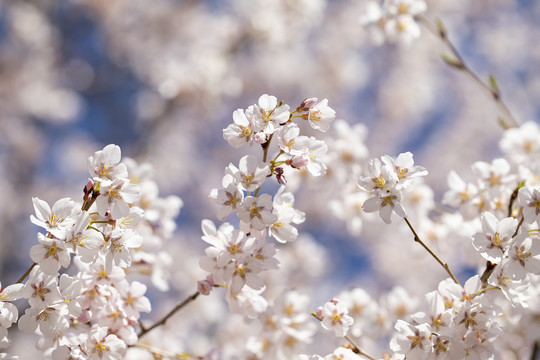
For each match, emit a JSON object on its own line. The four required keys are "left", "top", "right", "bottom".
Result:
{"left": 304, "top": 120, "right": 540, "bottom": 359}
{"left": 388, "top": 276, "right": 503, "bottom": 360}
{"left": 0, "top": 144, "right": 182, "bottom": 359}
{"left": 358, "top": 152, "right": 427, "bottom": 224}
{"left": 360, "top": 0, "right": 427, "bottom": 46}
{"left": 203, "top": 94, "right": 335, "bottom": 316}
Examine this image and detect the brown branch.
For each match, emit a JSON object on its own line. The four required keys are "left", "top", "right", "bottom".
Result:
{"left": 137, "top": 290, "right": 200, "bottom": 339}
{"left": 344, "top": 334, "right": 378, "bottom": 360}
{"left": 403, "top": 217, "right": 460, "bottom": 285}
{"left": 417, "top": 15, "right": 519, "bottom": 129}
{"left": 16, "top": 262, "right": 37, "bottom": 284}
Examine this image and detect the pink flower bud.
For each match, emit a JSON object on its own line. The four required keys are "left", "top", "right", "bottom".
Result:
{"left": 289, "top": 155, "right": 310, "bottom": 169}
{"left": 198, "top": 279, "right": 213, "bottom": 296}
{"left": 78, "top": 309, "right": 92, "bottom": 324}
{"left": 253, "top": 131, "right": 267, "bottom": 144}
{"left": 83, "top": 179, "right": 94, "bottom": 200}
{"left": 299, "top": 97, "right": 318, "bottom": 111}
{"left": 275, "top": 167, "right": 287, "bottom": 185}
{"left": 315, "top": 306, "right": 324, "bottom": 320}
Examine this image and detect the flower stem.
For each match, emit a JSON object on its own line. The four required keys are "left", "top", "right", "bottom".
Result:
{"left": 417, "top": 15, "right": 519, "bottom": 129}
{"left": 253, "top": 133, "right": 274, "bottom": 198}
{"left": 403, "top": 217, "right": 460, "bottom": 285}
{"left": 512, "top": 216, "right": 524, "bottom": 238}
{"left": 16, "top": 262, "right": 37, "bottom": 284}
{"left": 137, "top": 290, "right": 200, "bottom": 339}
{"left": 480, "top": 261, "right": 497, "bottom": 284}
{"left": 344, "top": 334, "right": 378, "bottom": 360}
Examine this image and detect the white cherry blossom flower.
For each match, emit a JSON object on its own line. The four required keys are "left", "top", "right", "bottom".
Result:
{"left": 86, "top": 326, "right": 126, "bottom": 360}
{"left": 238, "top": 194, "right": 277, "bottom": 232}
{"left": 224, "top": 257, "right": 264, "bottom": 294}
{"left": 225, "top": 286, "right": 268, "bottom": 318}
{"left": 362, "top": 187, "right": 407, "bottom": 224}
{"left": 390, "top": 320, "right": 431, "bottom": 360}
{"left": 304, "top": 137, "right": 328, "bottom": 176}
{"left": 201, "top": 220, "right": 252, "bottom": 267}
{"left": 359, "top": 1, "right": 386, "bottom": 45}
{"left": 18, "top": 303, "right": 70, "bottom": 338}
{"left": 506, "top": 232, "right": 540, "bottom": 279}
{"left": 96, "top": 178, "right": 140, "bottom": 219}
{"left": 23, "top": 266, "right": 62, "bottom": 307}
{"left": 88, "top": 144, "right": 128, "bottom": 181}
{"left": 104, "top": 228, "right": 143, "bottom": 270}
{"left": 228, "top": 155, "right": 271, "bottom": 192}
{"left": 471, "top": 158, "right": 514, "bottom": 190}
{"left": 269, "top": 186, "right": 304, "bottom": 243}
{"left": 65, "top": 211, "right": 104, "bottom": 263}
{"left": 358, "top": 157, "right": 398, "bottom": 193}
{"left": 317, "top": 298, "right": 354, "bottom": 337}
{"left": 472, "top": 212, "right": 518, "bottom": 263}
{"left": 305, "top": 99, "right": 336, "bottom": 132}
{"left": 487, "top": 263, "right": 529, "bottom": 307}
{"left": 384, "top": 15, "right": 422, "bottom": 46}
{"left": 30, "top": 234, "right": 71, "bottom": 275}
{"left": 518, "top": 186, "right": 540, "bottom": 224}
{"left": 30, "top": 197, "right": 76, "bottom": 239}
{"left": 209, "top": 174, "right": 244, "bottom": 221}
{"left": 381, "top": 151, "right": 428, "bottom": 188}
{"left": 442, "top": 170, "right": 480, "bottom": 220}
{"left": 500, "top": 121, "right": 540, "bottom": 164}
{"left": 223, "top": 108, "right": 256, "bottom": 147}
{"left": 247, "top": 94, "right": 290, "bottom": 135}
{"left": 0, "top": 283, "right": 23, "bottom": 349}
{"left": 275, "top": 123, "right": 301, "bottom": 154}
{"left": 58, "top": 274, "right": 82, "bottom": 318}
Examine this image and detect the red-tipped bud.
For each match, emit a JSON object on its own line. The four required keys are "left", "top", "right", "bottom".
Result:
{"left": 289, "top": 155, "right": 310, "bottom": 169}
{"left": 298, "top": 97, "right": 318, "bottom": 112}
{"left": 275, "top": 167, "right": 287, "bottom": 185}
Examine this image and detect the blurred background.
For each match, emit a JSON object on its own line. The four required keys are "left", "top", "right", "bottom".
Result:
{"left": 0, "top": 0, "right": 539, "bottom": 357}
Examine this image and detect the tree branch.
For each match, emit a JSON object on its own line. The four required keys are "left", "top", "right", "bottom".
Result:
{"left": 137, "top": 290, "right": 200, "bottom": 339}
{"left": 403, "top": 217, "right": 460, "bottom": 285}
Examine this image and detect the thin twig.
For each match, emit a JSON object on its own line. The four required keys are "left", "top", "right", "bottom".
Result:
{"left": 512, "top": 216, "right": 524, "bottom": 239}
{"left": 344, "top": 334, "right": 378, "bottom": 360}
{"left": 403, "top": 217, "right": 460, "bottom": 285}
{"left": 480, "top": 261, "right": 496, "bottom": 284}
{"left": 253, "top": 133, "right": 274, "bottom": 198}
{"left": 16, "top": 262, "right": 37, "bottom": 284}
{"left": 137, "top": 290, "right": 200, "bottom": 339}
{"left": 417, "top": 15, "right": 519, "bottom": 129}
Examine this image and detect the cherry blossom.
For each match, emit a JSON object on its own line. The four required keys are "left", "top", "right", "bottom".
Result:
{"left": 247, "top": 94, "right": 291, "bottom": 135}
{"left": 316, "top": 298, "right": 354, "bottom": 337}
{"left": 30, "top": 197, "right": 76, "bottom": 240}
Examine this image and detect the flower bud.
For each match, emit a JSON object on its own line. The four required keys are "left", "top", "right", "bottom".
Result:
{"left": 288, "top": 155, "right": 310, "bottom": 169}
{"left": 315, "top": 306, "right": 324, "bottom": 320}
{"left": 298, "top": 97, "right": 318, "bottom": 112}
{"left": 275, "top": 167, "right": 287, "bottom": 185}
{"left": 83, "top": 179, "right": 94, "bottom": 200}
{"left": 253, "top": 131, "right": 267, "bottom": 144}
